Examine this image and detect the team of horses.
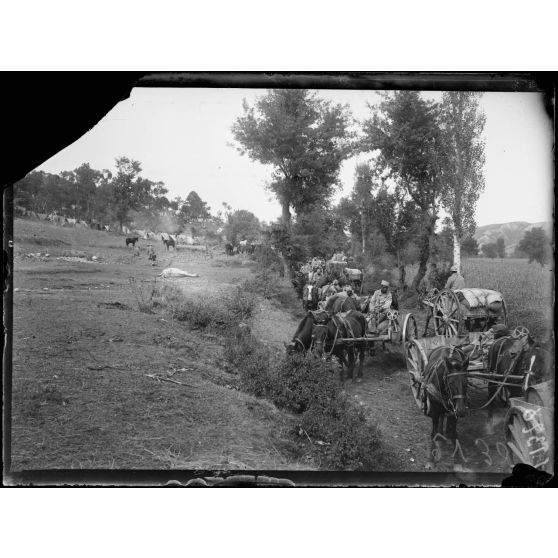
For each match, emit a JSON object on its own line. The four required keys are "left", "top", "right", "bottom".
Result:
{"left": 286, "top": 297, "right": 553, "bottom": 471}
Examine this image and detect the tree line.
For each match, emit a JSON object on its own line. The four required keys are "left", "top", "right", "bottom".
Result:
{"left": 232, "top": 89, "right": 550, "bottom": 285}
{"left": 14, "top": 157, "right": 265, "bottom": 245}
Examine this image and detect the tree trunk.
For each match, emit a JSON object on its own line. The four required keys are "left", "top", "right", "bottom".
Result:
{"left": 281, "top": 199, "right": 291, "bottom": 229}
{"left": 453, "top": 232, "right": 461, "bottom": 273}
{"left": 396, "top": 250, "right": 406, "bottom": 289}
{"left": 278, "top": 252, "right": 290, "bottom": 280}
{"left": 411, "top": 214, "right": 437, "bottom": 293}
{"left": 360, "top": 210, "right": 366, "bottom": 255}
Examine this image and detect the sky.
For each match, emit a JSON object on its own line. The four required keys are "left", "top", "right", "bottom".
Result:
{"left": 37, "top": 87, "right": 554, "bottom": 227}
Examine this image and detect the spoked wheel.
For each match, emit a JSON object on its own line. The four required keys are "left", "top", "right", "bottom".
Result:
{"left": 433, "top": 289, "right": 463, "bottom": 337}
{"left": 401, "top": 313, "right": 418, "bottom": 349}
{"left": 500, "top": 298, "right": 509, "bottom": 328}
{"left": 511, "top": 326, "right": 530, "bottom": 339}
{"left": 406, "top": 338, "right": 428, "bottom": 410}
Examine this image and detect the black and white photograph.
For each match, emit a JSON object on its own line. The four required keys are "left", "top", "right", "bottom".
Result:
{"left": 3, "top": 73, "right": 555, "bottom": 488}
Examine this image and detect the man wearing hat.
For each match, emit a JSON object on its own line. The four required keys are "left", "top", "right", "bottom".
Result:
{"left": 147, "top": 243, "right": 157, "bottom": 265}
{"left": 445, "top": 265, "right": 465, "bottom": 290}
{"left": 366, "top": 280, "right": 393, "bottom": 333}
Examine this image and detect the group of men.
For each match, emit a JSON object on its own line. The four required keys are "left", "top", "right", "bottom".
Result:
{"left": 307, "top": 277, "right": 395, "bottom": 335}
{"left": 132, "top": 243, "right": 157, "bottom": 265}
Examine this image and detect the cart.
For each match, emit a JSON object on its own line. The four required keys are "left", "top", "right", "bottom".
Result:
{"left": 330, "top": 309, "right": 419, "bottom": 357}
{"left": 404, "top": 324, "right": 532, "bottom": 412}
{"left": 422, "top": 288, "right": 508, "bottom": 337}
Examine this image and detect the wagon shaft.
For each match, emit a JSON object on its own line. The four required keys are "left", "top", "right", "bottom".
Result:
{"left": 468, "top": 372, "right": 526, "bottom": 381}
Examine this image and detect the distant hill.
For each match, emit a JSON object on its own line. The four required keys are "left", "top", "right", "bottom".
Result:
{"left": 474, "top": 221, "right": 553, "bottom": 256}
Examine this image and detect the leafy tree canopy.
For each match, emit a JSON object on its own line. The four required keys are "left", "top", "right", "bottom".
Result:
{"left": 232, "top": 89, "right": 355, "bottom": 224}
{"left": 225, "top": 209, "right": 261, "bottom": 244}
{"left": 481, "top": 242, "right": 498, "bottom": 259}
{"left": 461, "top": 236, "right": 479, "bottom": 257}
{"left": 518, "top": 227, "right": 551, "bottom": 266}
{"left": 179, "top": 191, "right": 211, "bottom": 223}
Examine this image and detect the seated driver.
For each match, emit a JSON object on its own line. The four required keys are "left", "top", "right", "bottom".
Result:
{"left": 367, "top": 279, "right": 393, "bottom": 333}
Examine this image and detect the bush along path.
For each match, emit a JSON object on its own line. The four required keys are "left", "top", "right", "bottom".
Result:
{"left": 156, "top": 281, "right": 404, "bottom": 471}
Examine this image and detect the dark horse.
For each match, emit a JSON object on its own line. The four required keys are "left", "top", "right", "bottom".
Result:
{"left": 163, "top": 238, "right": 176, "bottom": 251}
{"left": 125, "top": 236, "right": 139, "bottom": 247}
{"left": 285, "top": 310, "right": 366, "bottom": 382}
{"left": 485, "top": 331, "right": 553, "bottom": 433}
{"left": 324, "top": 292, "right": 360, "bottom": 313}
{"left": 420, "top": 346, "right": 469, "bottom": 470}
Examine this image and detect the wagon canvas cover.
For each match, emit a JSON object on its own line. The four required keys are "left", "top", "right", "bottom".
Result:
{"left": 456, "top": 288, "right": 503, "bottom": 309}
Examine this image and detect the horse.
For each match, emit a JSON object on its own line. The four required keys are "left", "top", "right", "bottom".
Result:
{"left": 163, "top": 238, "right": 176, "bottom": 251}
{"left": 285, "top": 310, "right": 367, "bottom": 382}
{"left": 485, "top": 331, "right": 553, "bottom": 433}
{"left": 225, "top": 242, "right": 234, "bottom": 256}
{"left": 324, "top": 292, "right": 359, "bottom": 314}
{"left": 420, "top": 345, "right": 470, "bottom": 470}
{"left": 125, "top": 236, "right": 139, "bottom": 247}
{"left": 312, "top": 310, "right": 367, "bottom": 382}
{"left": 285, "top": 312, "right": 315, "bottom": 355}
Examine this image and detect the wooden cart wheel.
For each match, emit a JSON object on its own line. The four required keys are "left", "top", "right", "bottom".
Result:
{"left": 511, "top": 326, "right": 530, "bottom": 339}
{"left": 406, "top": 338, "right": 428, "bottom": 410}
{"left": 401, "top": 313, "right": 418, "bottom": 347}
{"left": 433, "top": 289, "right": 463, "bottom": 337}
{"left": 501, "top": 298, "right": 508, "bottom": 328}
{"left": 504, "top": 406, "right": 550, "bottom": 469}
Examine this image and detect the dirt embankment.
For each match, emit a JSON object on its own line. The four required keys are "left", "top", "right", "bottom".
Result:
{"left": 10, "top": 220, "right": 312, "bottom": 472}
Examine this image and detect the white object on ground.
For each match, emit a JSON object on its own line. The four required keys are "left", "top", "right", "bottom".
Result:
{"left": 157, "top": 267, "right": 199, "bottom": 278}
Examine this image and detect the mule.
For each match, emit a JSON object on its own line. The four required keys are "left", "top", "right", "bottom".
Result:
{"left": 420, "top": 345, "right": 469, "bottom": 470}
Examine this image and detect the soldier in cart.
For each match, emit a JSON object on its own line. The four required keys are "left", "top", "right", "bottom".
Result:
{"left": 365, "top": 279, "right": 393, "bottom": 334}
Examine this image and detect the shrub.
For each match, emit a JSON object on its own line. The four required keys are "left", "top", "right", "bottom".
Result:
{"left": 242, "top": 269, "right": 282, "bottom": 301}
{"left": 225, "top": 286, "right": 256, "bottom": 322}
{"left": 154, "top": 284, "right": 255, "bottom": 331}
{"left": 224, "top": 326, "right": 272, "bottom": 396}
{"left": 301, "top": 402, "right": 392, "bottom": 470}
{"left": 269, "top": 354, "right": 341, "bottom": 413}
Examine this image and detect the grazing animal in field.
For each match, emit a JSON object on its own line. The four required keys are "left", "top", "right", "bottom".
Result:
{"left": 225, "top": 242, "right": 234, "bottom": 256}
{"left": 419, "top": 346, "right": 469, "bottom": 470}
{"left": 126, "top": 236, "right": 139, "bottom": 247}
{"left": 163, "top": 238, "right": 176, "bottom": 251}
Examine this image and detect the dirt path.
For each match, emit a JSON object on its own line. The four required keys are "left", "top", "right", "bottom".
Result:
{"left": 241, "top": 283, "right": 513, "bottom": 476}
